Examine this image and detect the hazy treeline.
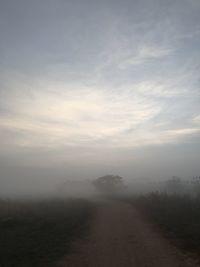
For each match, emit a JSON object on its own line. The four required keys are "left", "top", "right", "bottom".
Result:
{"left": 126, "top": 176, "right": 200, "bottom": 197}
{"left": 1, "top": 173, "right": 200, "bottom": 200}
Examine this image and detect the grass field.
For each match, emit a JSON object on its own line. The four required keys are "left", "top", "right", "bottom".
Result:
{"left": 127, "top": 193, "right": 200, "bottom": 258}
{"left": 0, "top": 198, "right": 96, "bottom": 267}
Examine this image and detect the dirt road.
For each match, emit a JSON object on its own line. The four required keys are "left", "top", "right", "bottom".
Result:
{"left": 56, "top": 201, "right": 199, "bottom": 267}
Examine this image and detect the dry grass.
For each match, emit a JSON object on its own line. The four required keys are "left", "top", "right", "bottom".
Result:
{"left": 0, "top": 198, "right": 96, "bottom": 267}
{"left": 126, "top": 193, "right": 200, "bottom": 258}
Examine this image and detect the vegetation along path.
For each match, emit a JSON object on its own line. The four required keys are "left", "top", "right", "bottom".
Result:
{"left": 56, "top": 200, "right": 199, "bottom": 267}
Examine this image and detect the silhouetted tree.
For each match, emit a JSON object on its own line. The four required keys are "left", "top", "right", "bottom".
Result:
{"left": 93, "top": 175, "right": 124, "bottom": 195}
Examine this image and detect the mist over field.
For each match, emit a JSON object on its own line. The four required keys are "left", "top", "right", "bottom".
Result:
{"left": 1, "top": 143, "right": 200, "bottom": 198}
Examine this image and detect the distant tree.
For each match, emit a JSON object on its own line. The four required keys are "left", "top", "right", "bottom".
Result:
{"left": 165, "top": 176, "right": 185, "bottom": 195}
{"left": 93, "top": 175, "right": 125, "bottom": 195}
{"left": 191, "top": 176, "right": 200, "bottom": 197}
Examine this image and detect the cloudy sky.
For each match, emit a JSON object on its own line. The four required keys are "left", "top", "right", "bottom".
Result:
{"left": 0, "top": 0, "right": 200, "bottom": 194}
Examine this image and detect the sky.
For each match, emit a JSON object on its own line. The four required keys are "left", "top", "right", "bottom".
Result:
{"left": 0, "top": 0, "right": 200, "bottom": 195}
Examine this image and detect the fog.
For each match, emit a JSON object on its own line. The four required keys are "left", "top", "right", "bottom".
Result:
{"left": 0, "top": 0, "right": 200, "bottom": 198}
{"left": 1, "top": 142, "right": 199, "bottom": 198}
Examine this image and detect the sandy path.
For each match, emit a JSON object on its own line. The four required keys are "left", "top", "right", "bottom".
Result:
{"left": 56, "top": 201, "right": 199, "bottom": 267}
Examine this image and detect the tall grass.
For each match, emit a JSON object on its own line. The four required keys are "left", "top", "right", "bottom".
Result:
{"left": 131, "top": 193, "right": 200, "bottom": 257}
{"left": 0, "top": 198, "right": 95, "bottom": 267}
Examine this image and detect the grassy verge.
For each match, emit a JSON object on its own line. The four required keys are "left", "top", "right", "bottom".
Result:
{"left": 123, "top": 193, "right": 200, "bottom": 258}
{"left": 0, "top": 198, "right": 96, "bottom": 267}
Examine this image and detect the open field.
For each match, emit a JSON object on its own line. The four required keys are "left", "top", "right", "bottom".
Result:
{"left": 0, "top": 198, "right": 96, "bottom": 267}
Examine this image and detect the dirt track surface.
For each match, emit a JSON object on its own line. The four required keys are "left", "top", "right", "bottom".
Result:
{"left": 56, "top": 201, "right": 199, "bottom": 267}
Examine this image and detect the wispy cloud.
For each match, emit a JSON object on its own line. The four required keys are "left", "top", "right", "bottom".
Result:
{"left": 0, "top": 70, "right": 199, "bottom": 150}
{"left": 0, "top": 79, "right": 161, "bottom": 147}
{"left": 193, "top": 115, "right": 200, "bottom": 125}
{"left": 119, "top": 44, "right": 172, "bottom": 69}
